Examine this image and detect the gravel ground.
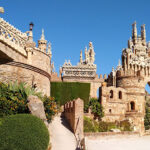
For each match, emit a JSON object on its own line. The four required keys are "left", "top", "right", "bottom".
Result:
{"left": 85, "top": 135, "right": 150, "bottom": 150}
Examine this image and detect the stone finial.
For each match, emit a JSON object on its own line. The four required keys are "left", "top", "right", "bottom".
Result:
{"left": 141, "top": 24, "right": 146, "bottom": 45}
{"left": 100, "top": 74, "right": 103, "bottom": 79}
{"left": 85, "top": 47, "right": 88, "bottom": 63}
{"left": 51, "top": 61, "right": 55, "bottom": 73}
{"left": 41, "top": 29, "right": 45, "bottom": 40}
{"left": 128, "top": 37, "right": 132, "bottom": 48}
{"left": 104, "top": 74, "right": 107, "bottom": 80}
{"left": 89, "top": 41, "right": 93, "bottom": 49}
{"left": 59, "top": 67, "right": 62, "bottom": 77}
{"left": 118, "top": 59, "right": 121, "bottom": 66}
{"left": 0, "top": 7, "right": 4, "bottom": 13}
{"left": 47, "top": 42, "right": 52, "bottom": 58}
{"left": 80, "top": 50, "right": 83, "bottom": 63}
{"left": 132, "top": 21, "right": 137, "bottom": 44}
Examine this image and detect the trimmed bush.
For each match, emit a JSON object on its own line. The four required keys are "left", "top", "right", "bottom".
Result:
{"left": 51, "top": 82, "right": 90, "bottom": 106}
{"left": 0, "top": 114, "right": 49, "bottom": 150}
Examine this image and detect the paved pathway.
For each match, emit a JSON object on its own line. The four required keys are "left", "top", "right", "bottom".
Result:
{"left": 86, "top": 135, "right": 150, "bottom": 150}
{"left": 49, "top": 114, "right": 77, "bottom": 150}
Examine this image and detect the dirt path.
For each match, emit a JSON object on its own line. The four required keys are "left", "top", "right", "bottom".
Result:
{"left": 49, "top": 114, "right": 77, "bottom": 150}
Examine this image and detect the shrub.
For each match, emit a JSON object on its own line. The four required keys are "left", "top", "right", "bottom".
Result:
{"left": 43, "top": 96, "right": 59, "bottom": 122}
{"left": 51, "top": 82, "right": 90, "bottom": 106}
{"left": 0, "top": 82, "right": 59, "bottom": 122}
{"left": 119, "top": 120, "right": 132, "bottom": 131}
{"left": 84, "top": 116, "right": 99, "bottom": 132}
{"left": 84, "top": 98, "right": 104, "bottom": 120}
{"left": 84, "top": 116, "right": 132, "bottom": 132}
{"left": 98, "top": 121, "right": 117, "bottom": 132}
{"left": 0, "top": 82, "right": 43, "bottom": 117}
{"left": 0, "top": 114, "right": 49, "bottom": 150}
{"left": 144, "top": 104, "right": 150, "bottom": 130}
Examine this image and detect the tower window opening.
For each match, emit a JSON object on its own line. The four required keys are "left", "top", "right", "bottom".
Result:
{"left": 110, "top": 90, "right": 113, "bottom": 98}
{"left": 119, "top": 91, "right": 122, "bottom": 99}
{"left": 130, "top": 101, "right": 135, "bottom": 111}
{"left": 109, "top": 109, "right": 112, "bottom": 113}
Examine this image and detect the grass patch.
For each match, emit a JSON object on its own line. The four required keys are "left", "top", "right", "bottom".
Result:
{"left": 0, "top": 114, "right": 49, "bottom": 150}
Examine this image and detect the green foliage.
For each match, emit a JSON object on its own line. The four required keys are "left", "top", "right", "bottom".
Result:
{"left": 51, "top": 82, "right": 90, "bottom": 106}
{"left": 84, "top": 98, "right": 104, "bottom": 120}
{"left": 43, "top": 96, "right": 59, "bottom": 122}
{"left": 144, "top": 95, "right": 150, "bottom": 130}
{"left": 84, "top": 116, "right": 132, "bottom": 132}
{"left": 98, "top": 121, "right": 117, "bottom": 132}
{"left": 84, "top": 116, "right": 99, "bottom": 132}
{"left": 119, "top": 120, "right": 132, "bottom": 131}
{"left": 144, "top": 104, "right": 150, "bottom": 130}
{"left": 0, "top": 82, "right": 59, "bottom": 122}
{"left": 0, "top": 114, "right": 49, "bottom": 150}
{"left": 0, "top": 82, "right": 42, "bottom": 117}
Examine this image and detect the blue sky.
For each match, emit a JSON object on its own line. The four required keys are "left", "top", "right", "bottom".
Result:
{"left": 1, "top": 0, "right": 150, "bottom": 77}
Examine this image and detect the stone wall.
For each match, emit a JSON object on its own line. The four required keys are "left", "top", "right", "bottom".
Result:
{"left": 84, "top": 131, "right": 139, "bottom": 140}
{"left": 64, "top": 98, "right": 84, "bottom": 141}
{"left": 100, "top": 85, "right": 127, "bottom": 122}
{"left": 0, "top": 39, "right": 51, "bottom": 96}
{"left": 0, "top": 64, "right": 50, "bottom": 96}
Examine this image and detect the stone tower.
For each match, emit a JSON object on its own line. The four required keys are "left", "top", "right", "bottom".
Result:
{"left": 101, "top": 22, "right": 150, "bottom": 134}
{"left": 38, "top": 29, "right": 47, "bottom": 52}
{"left": 116, "top": 22, "right": 150, "bottom": 133}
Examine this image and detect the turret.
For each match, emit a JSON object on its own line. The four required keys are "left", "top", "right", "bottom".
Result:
{"left": 47, "top": 42, "right": 52, "bottom": 60}
{"left": 38, "top": 29, "right": 47, "bottom": 52}
{"left": 132, "top": 21, "right": 137, "bottom": 45}
{"left": 141, "top": 24, "right": 146, "bottom": 46}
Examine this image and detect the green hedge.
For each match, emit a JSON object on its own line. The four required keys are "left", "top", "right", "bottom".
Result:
{"left": 51, "top": 82, "right": 90, "bottom": 106}
{"left": 0, "top": 114, "right": 49, "bottom": 150}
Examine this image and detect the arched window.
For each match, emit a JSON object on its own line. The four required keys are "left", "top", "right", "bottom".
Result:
{"left": 119, "top": 91, "right": 122, "bottom": 99}
{"left": 130, "top": 101, "right": 135, "bottom": 111}
{"left": 109, "top": 109, "right": 112, "bottom": 113}
{"left": 110, "top": 90, "right": 113, "bottom": 98}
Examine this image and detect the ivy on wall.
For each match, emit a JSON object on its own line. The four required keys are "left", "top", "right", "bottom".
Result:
{"left": 51, "top": 82, "right": 90, "bottom": 106}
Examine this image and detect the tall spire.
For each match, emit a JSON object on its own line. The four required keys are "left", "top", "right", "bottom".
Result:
{"left": 141, "top": 24, "right": 146, "bottom": 46}
{"left": 41, "top": 29, "right": 45, "bottom": 40}
{"left": 128, "top": 37, "right": 132, "bottom": 48}
{"left": 38, "top": 29, "right": 47, "bottom": 52}
{"left": 80, "top": 50, "right": 83, "bottom": 64}
{"left": 85, "top": 47, "right": 89, "bottom": 64}
{"left": 132, "top": 21, "right": 137, "bottom": 44}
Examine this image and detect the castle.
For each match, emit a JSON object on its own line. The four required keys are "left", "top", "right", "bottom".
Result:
{"left": 0, "top": 15, "right": 149, "bottom": 134}
{"left": 0, "top": 18, "right": 52, "bottom": 96}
